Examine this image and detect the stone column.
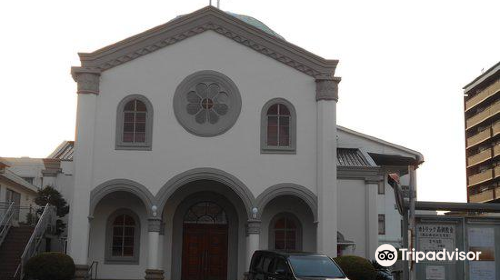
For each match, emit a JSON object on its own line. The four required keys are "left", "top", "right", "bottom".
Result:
{"left": 246, "top": 219, "right": 261, "bottom": 269}
{"left": 68, "top": 67, "right": 100, "bottom": 280}
{"left": 146, "top": 218, "right": 164, "bottom": 280}
{"left": 157, "top": 222, "right": 165, "bottom": 270}
{"left": 365, "top": 179, "right": 380, "bottom": 259}
{"left": 315, "top": 77, "right": 340, "bottom": 257}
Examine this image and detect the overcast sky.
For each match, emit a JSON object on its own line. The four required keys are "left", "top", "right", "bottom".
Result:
{"left": 1, "top": 0, "right": 499, "bottom": 202}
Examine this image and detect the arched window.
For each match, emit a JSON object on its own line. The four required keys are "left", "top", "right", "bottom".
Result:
{"left": 105, "top": 209, "right": 141, "bottom": 264}
{"left": 116, "top": 95, "right": 153, "bottom": 150}
{"left": 261, "top": 98, "right": 296, "bottom": 154}
{"left": 269, "top": 213, "right": 302, "bottom": 251}
{"left": 184, "top": 202, "right": 228, "bottom": 225}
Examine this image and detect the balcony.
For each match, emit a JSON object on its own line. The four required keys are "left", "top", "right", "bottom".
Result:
{"left": 466, "top": 101, "right": 500, "bottom": 129}
{"left": 494, "top": 144, "right": 500, "bottom": 157}
{"left": 466, "top": 128, "right": 492, "bottom": 148}
{"left": 493, "top": 122, "right": 500, "bottom": 136}
{"left": 466, "top": 80, "right": 500, "bottom": 111}
{"left": 496, "top": 166, "right": 500, "bottom": 178}
{"left": 468, "top": 168, "right": 493, "bottom": 186}
{"left": 469, "top": 189, "right": 495, "bottom": 203}
{"left": 467, "top": 148, "right": 492, "bottom": 167}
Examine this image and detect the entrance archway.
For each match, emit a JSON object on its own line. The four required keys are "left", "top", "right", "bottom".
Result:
{"left": 182, "top": 202, "right": 228, "bottom": 280}
{"left": 168, "top": 185, "right": 245, "bottom": 280}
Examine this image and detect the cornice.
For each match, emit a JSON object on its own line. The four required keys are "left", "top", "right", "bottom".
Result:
{"left": 74, "top": 6, "right": 339, "bottom": 80}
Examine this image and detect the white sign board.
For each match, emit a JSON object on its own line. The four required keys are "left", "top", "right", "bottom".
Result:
{"left": 417, "top": 224, "right": 456, "bottom": 256}
{"left": 470, "top": 261, "right": 496, "bottom": 280}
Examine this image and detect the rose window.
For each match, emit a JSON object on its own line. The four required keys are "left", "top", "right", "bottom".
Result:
{"left": 186, "top": 83, "right": 229, "bottom": 124}
{"left": 173, "top": 71, "right": 242, "bottom": 137}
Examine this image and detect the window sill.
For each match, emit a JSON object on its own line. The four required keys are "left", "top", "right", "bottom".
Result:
{"left": 261, "top": 147, "right": 296, "bottom": 154}
{"left": 115, "top": 144, "right": 152, "bottom": 151}
{"left": 104, "top": 258, "right": 140, "bottom": 265}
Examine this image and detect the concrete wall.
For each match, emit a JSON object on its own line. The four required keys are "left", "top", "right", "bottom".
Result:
{"left": 90, "top": 30, "right": 318, "bottom": 199}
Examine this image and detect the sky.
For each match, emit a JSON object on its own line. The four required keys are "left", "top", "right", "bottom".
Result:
{"left": 0, "top": 0, "right": 499, "bottom": 202}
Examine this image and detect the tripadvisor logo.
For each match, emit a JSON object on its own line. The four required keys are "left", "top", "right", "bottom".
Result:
{"left": 375, "top": 244, "right": 482, "bottom": 267}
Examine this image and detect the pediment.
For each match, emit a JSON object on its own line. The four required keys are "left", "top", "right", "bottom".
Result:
{"left": 74, "top": 6, "right": 338, "bottom": 79}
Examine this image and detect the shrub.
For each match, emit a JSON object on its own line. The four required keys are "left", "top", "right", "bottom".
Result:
{"left": 334, "top": 255, "right": 376, "bottom": 280}
{"left": 25, "top": 252, "right": 75, "bottom": 280}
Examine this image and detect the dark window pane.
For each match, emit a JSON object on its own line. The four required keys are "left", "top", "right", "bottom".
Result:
{"left": 124, "top": 215, "right": 135, "bottom": 225}
{"left": 275, "top": 240, "right": 285, "bottom": 250}
{"left": 124, "top": 227, "right": 135, "bottom": 236}
{"left": 113, "top": 215, "right": 124, "bottom": 225}
{"left": 267, "top": 104, "right": 278, "bottom": 115}
{"left": 286, "top": 219, "right": 296, "bottom": 229}
{"left": 112, "top": 236, "right": 123, "bottom": 247}
{"left": 275, "top": 230, "right": 285, "bottom": 239}
{"left": 124, "top": 113, "right": 134, "bottom": 122}
{"left": 279, "top": 130, "right": 290, "bottom": 146}
{"left": 135, "top": 133, "right": 146, "bottom": 143}
{"left": 112, "top": 246, "right": 122, "bottom": 256}
{"left": 279, "top": 104, "right": 290, "bottom": 116}
{"left": 123, "top": 246, "right": 134, "bottom": 256}
{"left": 135, "top": 113, "right": 146, "bottom": 123}
{"left": 135, "top": 123, "right": 146, "bottom": 133}
{"left": 275, "top": 218, "right": 286, "bottom": 229}
{"left": 124, "top": 123, "right": 135, "bottom": 133}
{"left": 113, "top": 227, "right": 122, "bottom": 236}
{"left": 279, "top": 116, "right": 290, "bottom": 126}
{"left": 124, "top": 101, "right": 135, "bottom": 111}
{"left": 124, "top": 237, "right": 134, "bottom": 247}
{"left": 136, "top": 100, "right": 147, "bottom": 111}
{"left": 123, "top": 133, "right": 134, "bottom": 143}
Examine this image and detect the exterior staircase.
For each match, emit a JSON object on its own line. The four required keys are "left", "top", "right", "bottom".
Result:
{"left": 0, "top": 225, "right": 35, "bottom": 280}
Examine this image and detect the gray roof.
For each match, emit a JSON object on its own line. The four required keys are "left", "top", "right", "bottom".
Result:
{"left": 48, "top": 141, "right": 74, "bottom": 161}
{"left": 337, "top": 148, "right": 376, "bottom": 167}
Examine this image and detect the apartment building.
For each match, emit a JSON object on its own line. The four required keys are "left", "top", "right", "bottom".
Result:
{"left": 464, "top": 61, "right": 500, "bottom": 203}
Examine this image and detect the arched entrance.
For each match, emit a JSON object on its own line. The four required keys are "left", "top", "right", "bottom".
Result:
{"left": 182, "top": 202, "right": 228, "bottom": 280}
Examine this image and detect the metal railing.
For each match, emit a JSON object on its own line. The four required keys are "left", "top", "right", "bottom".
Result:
{"left": 86, "top": 261, "right": 99, "bottom": 280}
{"left": 14, "top": 203, "right": 56, "bottom": 280}
{"left": 0, "top": 202, "right": 15, "bottom": 247}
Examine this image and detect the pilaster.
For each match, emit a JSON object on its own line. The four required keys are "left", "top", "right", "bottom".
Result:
{"left": 316, "top": 77, "right": 340, "bottom": 257}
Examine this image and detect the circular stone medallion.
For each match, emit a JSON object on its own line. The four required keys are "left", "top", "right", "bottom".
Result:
{"left": 173, "top": 70, "right": 242, "bottom": 137}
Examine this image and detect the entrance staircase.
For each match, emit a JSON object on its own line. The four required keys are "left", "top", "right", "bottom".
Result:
{"left": 0, "top": 225, "right": 35, "bottom": 280}
{"left": 0, "top": 203, "right": 55, "bottom": 280}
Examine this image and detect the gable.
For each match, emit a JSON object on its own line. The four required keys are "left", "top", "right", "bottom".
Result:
{"left": 74, "top": 6, "right": 338, "bottom": 80}
{"left": 337, "top": 126, "right": 424, "bottom": 164}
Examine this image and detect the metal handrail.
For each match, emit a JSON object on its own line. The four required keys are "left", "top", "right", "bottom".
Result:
{"left": 14, "top": 203, "right": 55, "bottom": 279}
{"left": 0, "top": 202, "right": 15, "bottom": 246}
{"left": 86, "top": 261, "right": 99, "bottom": 280}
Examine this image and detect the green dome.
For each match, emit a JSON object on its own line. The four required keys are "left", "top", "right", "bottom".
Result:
{"left": 225, "top": 12, "right": 285, "bottom": 40}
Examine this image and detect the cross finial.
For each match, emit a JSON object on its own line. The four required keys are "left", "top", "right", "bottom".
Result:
{"left": 209, "top": 0, "right": 221, "bottom": 8}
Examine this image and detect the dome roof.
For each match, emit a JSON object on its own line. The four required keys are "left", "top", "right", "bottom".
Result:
{"left": 225, "top": 12, "right": 285, "bottom": 40}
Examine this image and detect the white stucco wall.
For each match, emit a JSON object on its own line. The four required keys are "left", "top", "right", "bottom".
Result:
{"left": 89, "top": 192, "right": 149, "bottom": 280}
{"left": 259, "top": 195, "right": 316, "bottom": 252}
{"left": 90, "top": 30, "right": 318, "bottom": 198}
{"left": 337, "top": 179, "right": 368, "bottom": 258}
{"left": 377, "top": 177, "right": 403, "bottom": 247}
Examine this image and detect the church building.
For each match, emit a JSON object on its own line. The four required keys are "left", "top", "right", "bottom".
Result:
{"left": 67, "top": 6, "right": 423, "bottom": 280}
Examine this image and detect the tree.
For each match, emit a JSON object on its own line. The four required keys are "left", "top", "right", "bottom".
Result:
{"left": 35, "top": 186, "right": 70, "bottom": 235}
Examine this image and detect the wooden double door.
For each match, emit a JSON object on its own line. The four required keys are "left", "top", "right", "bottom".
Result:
{"left": 181, "top": 223, "right": 228, "bottom": 280}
